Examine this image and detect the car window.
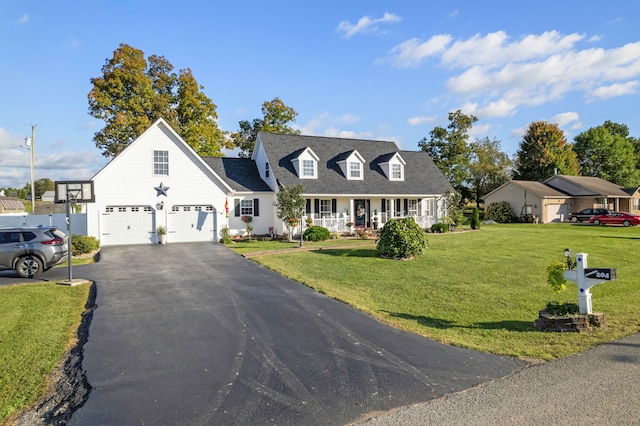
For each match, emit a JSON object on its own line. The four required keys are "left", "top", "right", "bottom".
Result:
{"left": 21, "top": 232, "right": 37, "bottom": 242}
{"left": 0, "top": 232, "right": 22, "bottom": 244}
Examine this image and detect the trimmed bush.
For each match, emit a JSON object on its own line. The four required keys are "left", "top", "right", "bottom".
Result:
{"left": 430, "top": 223, "right": 448, "bottom": 233}
{"left": 303, "top": 226, "right": 331, "bottom": 242}
{"left": 71, "top": 235, "right": 100, "bottom": 256}
{"left": 471, "top": 207, "right": 480, "bottom": 229}
{"left": 485, "top": 202, "right": 517, "bottom": 223}
{"left": 377, "top": 217, "right": 428, "bottom": 259}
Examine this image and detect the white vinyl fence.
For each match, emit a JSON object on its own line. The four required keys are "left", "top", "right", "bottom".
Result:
{"left": 0, "top": 213, "right": 87, "bottom": 235}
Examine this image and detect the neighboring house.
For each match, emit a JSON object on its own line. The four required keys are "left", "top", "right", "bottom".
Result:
{"left": 0, "top": 197, "right": 25, "bottom": 214}
{"left": 483, "top": 174, "right": 637, "bottom": 223}
{"left": 41, "top": 191, "right": 55, "bottom": 202}
{"left": 86, "top": 119, "right": 454, "bottom": 246}
{"left": 622, "top": 187, "right": 640, "bottom": 213}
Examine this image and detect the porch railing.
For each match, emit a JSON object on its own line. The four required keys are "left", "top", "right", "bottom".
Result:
{"left": 306, "top": 214, "right": 437, "bottom": 232}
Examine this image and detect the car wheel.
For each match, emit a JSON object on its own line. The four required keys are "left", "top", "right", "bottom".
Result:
{"left": 593, "top": 219, "right": 601, "bottom": 226}
{"left": 16, "top": 255, "right": 43, "bottom": 278}
{"left": 623, "top": 220, "right": 631, "bottom": 227}
{"left": 571, "top": 216, "right": 578, "bottom": 223}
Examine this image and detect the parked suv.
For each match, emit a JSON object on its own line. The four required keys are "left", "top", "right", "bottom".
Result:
{"left": 0, "top": 226, "right": 68, "bottom": 278}
{"left": 569, "top": 208, "right": 612, "bottom": 223}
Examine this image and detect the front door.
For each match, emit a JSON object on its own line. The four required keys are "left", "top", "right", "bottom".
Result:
{"left": 354, "top": 199, "right": 370, "bottom": 227}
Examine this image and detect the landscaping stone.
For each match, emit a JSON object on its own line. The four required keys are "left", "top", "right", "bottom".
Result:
{"left": 534, "top": 310, "right": 606, "bottom": 332}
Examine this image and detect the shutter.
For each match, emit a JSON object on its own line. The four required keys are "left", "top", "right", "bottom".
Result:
{"left": 234, "top": 200, "right": 240, "bottom": 217}
{"left": 396, "top": 199, "right": 401, "bottom": 214}
{"left": 381, "top": 200, "right": 386, "bottom": 213}
{"left": 314, "top": 199, "right": 320, "bottom": 215}
{"left": 404, "top": 199, "right": 409, "bottom": 215}
{"left": 253, "top": 199, "right": 260, "bottom": 217}
{"left": 306, "top": 199, "right": 311, "bottom": 214}
{"left": 331, "top": 199, "right": 337, "bottom": 214}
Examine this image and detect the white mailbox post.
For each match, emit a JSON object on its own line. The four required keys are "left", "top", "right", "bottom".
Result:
{"left": 562, "top": 252, "right": 616, "bottom": 315}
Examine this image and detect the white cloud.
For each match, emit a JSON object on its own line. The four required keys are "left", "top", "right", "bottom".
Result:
{"left": 407, "top": 115, "right": 437, "bottom": 125}
{"left": 322, "top": 127, "right": 373, "bottom": 140}
{"left": 383, "top": 35, "right": 452, "bottom": 68}
{"left": 468, "top": 123, "right": 491, "bottom": 139}
{"left": 337, "top": 12, "right": 401, "bottom": 38}
{"left": 549, "top": 112, "right": 580, "bottom": 127}
{"left": 448, "top": 9, "right": 459, "bottom": 19}
{"left": 17, "top": 13, "right": 29, "bottom": 24}
{"left": 589, "top": 81, "right": 640, "bottom": 99}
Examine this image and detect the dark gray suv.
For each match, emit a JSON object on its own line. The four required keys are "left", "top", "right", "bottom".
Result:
{"left": 0, "top": 226, "right": 69, "bottom": 278}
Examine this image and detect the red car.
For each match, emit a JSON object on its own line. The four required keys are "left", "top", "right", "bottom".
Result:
{"left": 589, "top": 211, "right": 640, "bottom": 226}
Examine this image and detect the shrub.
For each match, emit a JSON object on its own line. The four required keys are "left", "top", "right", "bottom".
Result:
{"left": 485, "top": 202, "right": 517, "bottom": 223}
{"left": 377, "top": 217, "right": 428, "bottom": 259}
{"left": 471, "top": 207, "right": 480, "bottom": 230}
{"left": 71, "top": 235, "right": 100, "bottom": 256}
{"left": 220, "top": 227, "right": 232, "bottom": 244}
{"left": 545, "top": 301, "right": 579, "bottom": 316}
{"left": 303, "top": 226, "right": 331, "bottom": 242}
{"left": 430, "top": 223, "right": 448, "bottom": 233}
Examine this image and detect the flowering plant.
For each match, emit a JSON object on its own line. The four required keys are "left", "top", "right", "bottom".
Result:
{"left": 241, "top": 215, "right": 253, "bottom": 223}
{"left": 346, "top": 221, "right": 354, "bottom": 228}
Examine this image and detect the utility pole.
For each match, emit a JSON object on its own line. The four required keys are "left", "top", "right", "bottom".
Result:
{"left": 30, "top": 124, "right": 36, "bottom": 211}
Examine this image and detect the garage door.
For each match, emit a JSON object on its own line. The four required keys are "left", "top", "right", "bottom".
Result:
{"left": 101, "top": 206, "right": 155, "bottom": 245}
{"left": 546, "top": 203, "right": 568, "bottom": 222}
{"left": 167, "top": 205, "right": 216, "bottom": 243}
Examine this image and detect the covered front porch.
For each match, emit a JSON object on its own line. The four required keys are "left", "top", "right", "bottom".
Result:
{"left": 294, "top": 196, "right": 443, "bottom": 233}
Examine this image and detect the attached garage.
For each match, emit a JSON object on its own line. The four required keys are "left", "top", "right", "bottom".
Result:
{"left": 100, "top": 206, "right": 155, "bottom": 245}
{"left": 167, "top": 205, "right": 216, "bottom": 243}
{"left": 545, "top": 203, "right": 568, "bottom": 222}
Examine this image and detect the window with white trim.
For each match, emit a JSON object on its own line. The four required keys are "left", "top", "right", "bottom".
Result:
{"left": 349, "top": 162, "right": 361, "bottom": 178}
{"left": 634, "top": 198, "right": 640, "bottom": 210}
{"left": 240, "top": 199, "right": 253, "bottom": 215}
{"left": 424, "top": 199, "right": 435, "bottom": 216}
{"left": 392, "top": 163, "right": 402, "bottom": 179}
{"left": 320, "top": 199, "right": 332, "bottom": 218}
{"left": 302, "top": 160, "right": 315, "bottom": 177}
{"left": 408, "top": 199, "right": 419, "bottom": 216}
{"left": 154, "top": 150, "right": 169, "bottom": 175}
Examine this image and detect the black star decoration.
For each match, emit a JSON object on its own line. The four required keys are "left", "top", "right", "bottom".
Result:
{"left": 154, "top": 182, "right": 170, "bottom": 197}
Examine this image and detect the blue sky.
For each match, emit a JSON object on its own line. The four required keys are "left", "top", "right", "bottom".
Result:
{"left": 1, "top": 1, "right": 639, "bottom": 189}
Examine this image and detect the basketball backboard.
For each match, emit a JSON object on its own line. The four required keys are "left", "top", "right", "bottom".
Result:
{"left": 54, "top": 181, "right": 95, "bottom": 203}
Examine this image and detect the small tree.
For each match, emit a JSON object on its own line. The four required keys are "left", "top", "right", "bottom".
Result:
{"left": 471, "top": 207, "right": 480, "bottom": 230}
{"left": 273, "top": 184, "right": 306, "bottom": 242}
{"left": 376, "top": 218, "right": 428, "bottom": 259}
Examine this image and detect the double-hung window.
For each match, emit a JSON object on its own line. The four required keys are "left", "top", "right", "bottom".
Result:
{"left": 392, "top": 163, "right": 402, "bottom": 179}
{"left": 320, "top": 199, "right": 332, "bottom": 218}
{"left": 350, "top": 162, "right": 361, "bottom": 178}
{"left": 240, "top": 199, "right": 253, "bottom": 216}
{"left": 302, "top": 160, "right": 315, "bottom": 177}
{"left": 154, "top": 150, "right": 169, "bottom": 175}
{"left": 408, "top": 199, "right": 419, "bottom": 216}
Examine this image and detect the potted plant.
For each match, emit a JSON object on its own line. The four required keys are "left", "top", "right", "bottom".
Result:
{"left": 346, "top": 221, "right": 354, "bottom": 233}
{"left": 157, "top": 226, "right": 167, "bottom": 244}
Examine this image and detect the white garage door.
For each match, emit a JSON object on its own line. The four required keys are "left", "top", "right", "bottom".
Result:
{"left": 167, "top": 205, "right": 216, "bottom": 243}
{"left": 101, "top": 206, "right": 155, "bottom": 245}
{"left": 546, "top": 203, "right": 568, "bottom": 222}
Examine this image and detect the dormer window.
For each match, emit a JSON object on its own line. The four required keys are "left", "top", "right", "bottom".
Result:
{"left": 337, "top": 150, "right": 365, "bottom": 181}
{"left": 291, "top": 147, "right": 319, "bottom": 179}
{"left": 379, "top": 153, "right": 406, "bottom": 181}
{"left": 303, "top": 160, "right": 315, "bottom": 177}
{"left": 350, "top": 162, "right": 361, "bottom": 178}
{"left": 392, "top": 163, "right": 402, "bottom": 180}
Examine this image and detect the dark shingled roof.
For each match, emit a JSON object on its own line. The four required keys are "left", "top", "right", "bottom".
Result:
{"left": 546, "top": 175, "right": 631, "bottom": 197}
{"left": 203, "top": 157, "right": 272, "bottom": 192}
{"left": 257, "top": 132, "right": 454, "bottom": 196}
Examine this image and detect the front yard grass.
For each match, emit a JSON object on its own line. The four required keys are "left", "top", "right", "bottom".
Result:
{"left": 231, "top": 224, "right": 640, "bottom": 360}
{"left": 0, "top": 282, "right": 91, "bottom": 424}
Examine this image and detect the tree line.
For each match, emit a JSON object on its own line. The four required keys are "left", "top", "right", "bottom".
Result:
{"left": 421, "top": 110, "right": 640, "bottom": 207}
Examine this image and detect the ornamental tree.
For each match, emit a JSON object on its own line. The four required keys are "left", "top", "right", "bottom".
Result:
{"left": 273, "top": 184, "right": 306, "bottom": 242}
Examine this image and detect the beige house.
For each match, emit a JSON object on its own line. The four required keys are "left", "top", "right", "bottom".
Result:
{"left": 0, "top": 197, "right": 25, "bottom": 214}
{"left": 483, "top": 175, "right": 639, "bottom": 223}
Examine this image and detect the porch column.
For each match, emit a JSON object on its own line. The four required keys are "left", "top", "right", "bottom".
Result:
{"left": 349, "top": 199, "right": 354, "bottom": 223}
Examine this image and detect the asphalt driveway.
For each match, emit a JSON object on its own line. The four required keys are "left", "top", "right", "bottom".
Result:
{"left": 56, "top": 243, "right": 526, "bottom": 425}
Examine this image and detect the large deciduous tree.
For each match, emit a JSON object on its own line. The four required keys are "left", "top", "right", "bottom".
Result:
{"left": 573, "top": 121, "right": 640, "bottom": 187}
{"left": 418, "top": 110, "right": 477, "bottom": 191}
{"left": 468, "top": 137, "right": 513, "bottom": 208}
{"left": 513, "top": 121, "right": 579, "bottom": 181}
{"left": 231, "top": 97, "right": 300, "bottom": 158}
{"left": 88, "top": 43, "right": 229, "bottom": 158}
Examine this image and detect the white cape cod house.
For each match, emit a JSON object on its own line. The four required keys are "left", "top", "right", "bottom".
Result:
{"left": 86, "top": 119, "right": 453, "bottom": 245}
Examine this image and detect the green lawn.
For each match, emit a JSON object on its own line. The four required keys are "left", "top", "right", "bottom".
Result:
{"left": 231, "top": 224, "right": 640, "bottom": 360}
{"left": 0, "top": 282, "right": 91, "bottom": 424}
